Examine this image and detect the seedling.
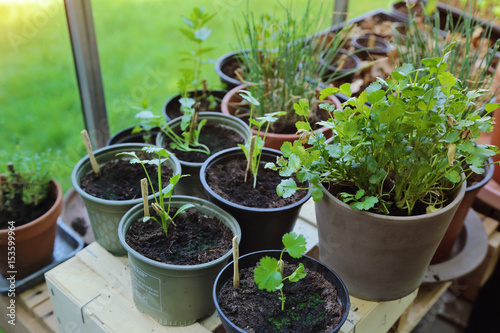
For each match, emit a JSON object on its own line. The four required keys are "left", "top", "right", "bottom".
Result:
{"left": 237, "top": 90, "right": 285, "bottom": 188}
{"left": 253, "top": 232, "right": 307, "bottom": 311}
{"left": 160, "top": 98, "right": 210, "bottom": 155}
{"left": 131, "top": 99, "right": 162, "bottom": 144}
{"left": 117, "top": 146, "right": 193, "bottom": 237}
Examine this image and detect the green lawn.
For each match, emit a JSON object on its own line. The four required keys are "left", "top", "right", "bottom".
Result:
{"left": 0, "top": 0, "right": 393, "bottom": 191}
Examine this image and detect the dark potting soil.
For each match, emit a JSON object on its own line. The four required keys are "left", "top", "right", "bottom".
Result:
{"left": 218, "top": 261, "right": 344, "bottom": 333}
{"left": 80, "top": 158, "right": 173, "bottom": 200}
{"left": 166, "top": 91, "right": 223, "bottom": 119}
{"left": 0, "top": 183, "right": 55, "bottom": 229}
{"left": 330, "top": 52, "right": 359, "bottom": 71}
{"left": 206, "top": 157, "right": 308, "bottom": 208}
{"left": 163, "top": 122, "right": 244, "bottom": 163}
{"left": 221, "top": 57, "right": 243, "bottom": 81}
{"left": 125, "top": 207, "right": 233, "bottom": 265}
{"left": 324, "top": 182, "right": 454, "bottom": 216}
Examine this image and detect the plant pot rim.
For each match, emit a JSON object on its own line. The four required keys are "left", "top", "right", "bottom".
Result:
{"left": 0, "top": 178, "right": 62, "bottom": 235}
{"left": 200, "top": 147, "right": 312, "bottom": 212}
{"left": 320, "top": 177, "right": 467, "bottom": 221}
{"left": 319, "top": 49, "right": 362, "bottom": 73}
{"left": 106, "top": 125, "right": 161, "bottom": 146}
{"left": 118, "top": 195, "right": 241, "bottom": 271}
{"left": 71, "top": 143, "right": 181, "bottom": 205}
{"left": 351, "top": 34, "right": 392, "bottom": 54}
{"left": 213, "top": 249, "right": 350, "bottom": 333}
{"left": 156, "top": 112, "right": 248, "bottom": 168}
{"left": 162, "top": 89, "right": 228, "bottom": 121}
{"left": 221, "top": 83, "right": 343, "bottom": 140}
{"left": 214, "top": 50, "right": 249, "bottom": 88}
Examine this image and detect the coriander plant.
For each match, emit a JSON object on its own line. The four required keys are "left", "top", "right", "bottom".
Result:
{"left": 254, "top": 232, "right": 307, "bottom": 311}
{"left": 268, "top": 44, "right": 499, "bottom": 215}
{"left": 117, "top": 147, "right": 193, "bottom": 237}
{"left": 131, "top": 99, "right": 162, "bottom": 144}
{"left": 237, "top": 90, "right": 285, "bottom": 187}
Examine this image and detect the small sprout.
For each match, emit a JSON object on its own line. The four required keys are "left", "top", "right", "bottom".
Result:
{"left": 117, "top": 147, "right": 192, "bottom": 237}
{"left": 253, "top": 232, "right": 307, "bottom": 311}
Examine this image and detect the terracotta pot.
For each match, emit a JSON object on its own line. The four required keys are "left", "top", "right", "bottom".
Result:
{"left": 315, "top": 180, "right": 466, "bottom": 301}
{"left": 213, "top": 250, "right": 350, "bottom": 333}
{"left": 0, "top": 179, "right": 62, "bottom": 279}
{"left": 221, "top": 84, "right": 342, "bottom": 150}
{"left": 432, "top": 160, "right": 495, "bottom": 263}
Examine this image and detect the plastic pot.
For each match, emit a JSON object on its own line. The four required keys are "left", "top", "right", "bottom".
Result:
{"left": 106, "top": 125, "right": 160, "bottom": 146}
{"left": 71, "top": 143, "right": 181, "bottom": 256}
{"left": 319, "top": 49, "right": 361, "bottom": 82}
{"left": 162, "top": 90, "right": 227, "bottom": 121}
{"left": 200, "top": 147, "right": 311, "bottom": 254}
{"left": 221, "top": 84, "right": 342, "bottom": 150}
{"left": 118, "top": 196, "right": 241, "bottom": 326}
{"left": 351, "top": 35, "right": 392, "bottom": 57}
{"left": 0, "top": 179, "right": 62, "bottom": 279}
{"left": 315, "top": 180, "right": 466, "bottom": 301}
{"left": 156, "top": 112, "right": 248, "bottom": 199}
{"left": 214, "top": 50, "right": 246, "bottom": 90}
{"left": 213, "top": 250, "right": 350, "bottom": 333}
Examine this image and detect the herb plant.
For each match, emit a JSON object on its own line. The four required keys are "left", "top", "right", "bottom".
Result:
{"left": 268, "top": 45, "right": 499, "bottom": 215}
{"left": 253, "top": 232, "right": 307, "bottom": 311}
{"left": 178, "top": 7, "right": 217, "bottom": 110}
{"left": 117, "top": 147, "right": 193, "bottom": 237}
{"left": 237, "top": 90, "right": 285, "bottom": 187}
{"left": 131, "top": 99, "right": 161, "bottom": 144}
{"left": 1, "top": 150, "right": 58, "bottom": 212}
{"left": 233, "top": 0, "right": 353, "bottom": 133}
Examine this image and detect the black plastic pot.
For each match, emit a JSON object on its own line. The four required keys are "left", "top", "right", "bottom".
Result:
{"left": 351, "top": 35, "right": 391, "bottom": 57}
{"left": 162, "top": 89, "right": 227, "bottom": 121}
{"left": 106, "top": 125, "right": 161, "bottom": 146}
{"left": 319, "top": 49, "right": 361, "bottom": 82}
{"left": 213, "top": 250, "right": 350, "bottom": 333}
{"left": 200, "top": 147, "right": 312, "bottom": 254}
{"left": 214, "top": 50, "right": 247, "bottom": 90}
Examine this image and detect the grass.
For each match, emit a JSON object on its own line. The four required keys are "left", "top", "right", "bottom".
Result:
{"left": 0, "top": 0, "right": 393, "bottom": 192}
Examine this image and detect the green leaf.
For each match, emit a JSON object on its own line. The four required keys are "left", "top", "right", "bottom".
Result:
{"left": 194, "top": 27, "right": 212, "bottom": 41}
{"left": 288, "top": 263, "right": 306, "bottom": 282}
{"left": 277, "top": 178, "right": 298, "bottom": 198}
{"left": 293, "top": 99, "right": 310, "bottom": 117}
{"left": 319, "top": 87, "right": 341, "bottom": 101}
{"left": 282, "top": 232, "right": 307, "bottom": 258}
{"left": 238, "top": 90, "right": 260, "bottom": 106}
{"left": 311, "top": 186, "right": 324, "bottom": 202}
{"left": 444, "top": 169, "right": 461, "bottom": 183}
{"left": 116, "top": 152, "right": 142, "bottom": 164}
{"left": 485, "top": 103, "right": 500, "bottom": 112}
{"left": 254, "top": 256, "right": 282, "bottom": 292}
{"left": 339, "top": 83, "right": 352, "bottom": 97}
{"left": 350, "top": 196, "right": 378, "bottom": 211}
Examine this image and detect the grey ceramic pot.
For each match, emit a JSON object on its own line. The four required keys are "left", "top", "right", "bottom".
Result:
{"left": 315, "top": 180, "right": 466, "bottom": 301}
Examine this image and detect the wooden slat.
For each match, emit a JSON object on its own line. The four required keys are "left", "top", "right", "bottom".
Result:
{"left": 20, "top": 284, "right": 51, "bottom": 310}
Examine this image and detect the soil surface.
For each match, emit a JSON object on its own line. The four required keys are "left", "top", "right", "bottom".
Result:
{"left": 80, "top": 157, "right": 173, "bottom": 200}
{"left": 166, "top": 91, "right": 224, "bottom": 120}
{"left": 0, "top": 182, "right": 55, "bottom": 229}
{"left": 206, "top": 157, "right": 308, "bottom": 208}
{"left": 162, "top": 122, "right": 244, "bottom": 163}
{"left": 125, "top": 207, "right": 233, "bottom": 265}
{"left": 221, "top": 57, "right": 244, "bottom": 81}
{"left": 218, "top": 261, "right": 344, "bottom": 333}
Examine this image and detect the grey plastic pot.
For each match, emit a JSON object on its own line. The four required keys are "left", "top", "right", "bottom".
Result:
{"left": 200, "top": 147, "right": 312, "bottom": 254}
{"left": 71, "top": 143, "right": 181, "bottom": 256}
{"left": 106, "top": 125, "right": 161, "bottom": 146}
{"left": 213, "top": 250, "right": 350, "bottom": 333}
{"left": 315, "top": 180, "right": 466, "bottom": 301}
{"left": 118, "top": 196, "right": 241, "bottom": 326}
{"left": 156, "top": 112, "right": 248, "bottom": 199}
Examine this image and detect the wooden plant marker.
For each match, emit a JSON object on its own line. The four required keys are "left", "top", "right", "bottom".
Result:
{"left": 140, "top": 178, "right": 149, "bottom": 217}
{"left": 368, "top": 35, "right": 376, "bottom": 48}
{"left": 80, "top": 130, "right": 101, "bottom": 176}
{"left": 233, "top": 235, "right": 240, "bottom": 288}
{"left": 337, "top": 54, "right": 347, "bottom": 71}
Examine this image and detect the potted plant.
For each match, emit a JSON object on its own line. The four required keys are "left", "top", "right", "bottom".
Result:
{"left": 0, "top": 150, "right": 62, "bottom": 279}
{"left": 71, "top": 143, "right": 181, "bottom": 255}
{"left": 220, "top": 1, "right": 352, "bottom": 150}
{"left": 213, "top": 232, "right": 350, "bottom": 333}
{"left": 200, "top": 91, "right": 311, "bottom": 254}
{"left": 107, "top": 99, "right": 161, "bottom": 146}
{"left": 163, "top": 7, "right": 226, "bottom": 121}
{"left": 118, "top": 147, "right": 241, "bottom": 325}
{"left": 268, "top": 46, "right": 499, "bottom": 301}
{"left": 156, "top": 108, "right": 248, "bottom": 198}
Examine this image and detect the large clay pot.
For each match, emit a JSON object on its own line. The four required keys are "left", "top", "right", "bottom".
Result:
{"left": 315, "top": 180, "right": 466, "bottom": 301}
{"left": 221, "top": 84, "right": 342, "bottom": 150}
{"left": 0, "top": 179, "right": 62, "bottom": 279}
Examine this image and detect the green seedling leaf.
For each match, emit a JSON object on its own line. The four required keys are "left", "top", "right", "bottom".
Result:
{"left": 116, "top": 152, "right": 141, "bottom": 164}
{"left": 320, "top": 87, "right": 341, "bottom": 100}
{"left": 277, "top": 178, "right": 298, "bottom": 198}
{"left": 288, "top": 263, "right": 306, "bottom": 282}
{"left": 293, "top": 99, "right": 310, "bottom": 117}
{"left": 282, "top": 232, "right": 307, "bottom": 258}
{"left": 238, "top": 90, "right": 260, "bottom": 106}
{"left": 254, "top": 256, "right": 282, "bottom": 292}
